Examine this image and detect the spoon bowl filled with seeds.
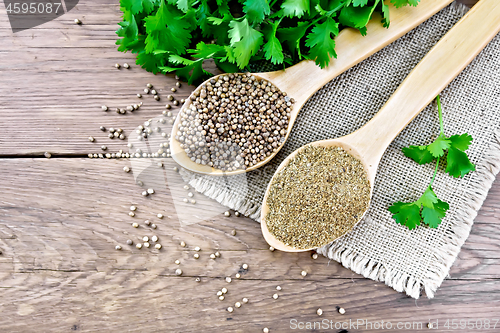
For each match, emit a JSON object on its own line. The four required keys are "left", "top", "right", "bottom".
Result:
{"left": 169, "top": 0, "right": 453, "bottom": 175}
{"left": 261, "top": 0, "right": 500, "bottom": 251}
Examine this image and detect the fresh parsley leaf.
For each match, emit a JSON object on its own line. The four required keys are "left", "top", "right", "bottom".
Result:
{"left": 228, "top": 18, "right": 264, "bottom": 69}
{"left": 244, "top": 0, "right": 271, "bottom": 24}
{"left": 427, "top": 134, "right": 451, "bottom": 158}
{"left": 448, "top": 133, "right": 473, "bottom": 151}
{"left": 402, "top": 145, "right": 434, "bottom": 165}
{"left": 445, "top": 147, "right": 476, "bottom": 178}
{"left": 281, "top": 0, "right": 310, "bottom": 18}
{"left": 305, "top": 17, "right": 339, "bottom": 68}
{"left": 388, "top": 202, "right": 421, "bottom": 230}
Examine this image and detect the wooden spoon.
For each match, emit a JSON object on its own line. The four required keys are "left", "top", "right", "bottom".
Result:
{"left": 261, "top": 0, "right": 500, "bottom": 252}
{"left": 170, "top": 0, "right": 454, "bottom": 176}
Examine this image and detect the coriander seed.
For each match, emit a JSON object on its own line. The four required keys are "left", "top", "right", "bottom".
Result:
{"left": 74, "top": 18, "right": 82, "bottom": 24}
{"left": 126, "top": 239, "right": 133, "bottom": 245}
{"left": 132, "top": 223, "right": 139, "bottom": 228}
{"left": 136, "top": 243, "right": 142, "bottom": 249}
{"left": 221, "top": 287, "right": 227, "bottom": 294}
{"left": 180, "top": 241, "right": 186, "bottom": 247}
{"left": 154, "top": 244, "right": 162, "bottom": 250}
{"left": 101, "top": 105, "right": 108, "bottom": 111}
{"left": 227, "top": 307, "right": 233, "bottom": 313}
{"left": 242, "top": 298, "right": 248, "bottom": 304}
{"left": 316, "top": 308, "right": 323, "bottom": 316}
{"left": 219, "top": 296, "right": 225, "bottom": 301}
{"left": 175, "top": 269, "right": 182, "bottom": 276}
{"left": 338, "top": 307, "right": 345, "bottom": 315}
{"left": 272, "top": 294, "right": 278, "bottom": 300}
{"left": 123, "top": 63, "right": 130, "bottom": 69}
{"left": 115, "top": 245, "right": 122, "bottom": 250}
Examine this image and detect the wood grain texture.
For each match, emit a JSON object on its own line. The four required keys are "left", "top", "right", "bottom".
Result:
{"left": 2, "top": 0, "right": 499, "bottom": 332}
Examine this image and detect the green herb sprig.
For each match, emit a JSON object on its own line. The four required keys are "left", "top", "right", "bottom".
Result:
{"left": 116, "top": 0, "right": 420, "bottom": 84}
{"left": 388, "top": 96, "right": 476, "bottom": 230}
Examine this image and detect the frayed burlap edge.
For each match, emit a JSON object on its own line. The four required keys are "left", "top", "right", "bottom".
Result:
{"left": 178, "top": 3, "right": 500, "bottom": 299}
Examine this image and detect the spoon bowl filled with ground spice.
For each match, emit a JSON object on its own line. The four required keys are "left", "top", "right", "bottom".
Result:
{"left": 261, "top": 0, "right": 500, "bottom": 251}
{"left": 169, "top": 0, "right": 453, "bottom": 175}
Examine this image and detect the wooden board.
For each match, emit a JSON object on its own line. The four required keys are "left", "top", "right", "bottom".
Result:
{"left": 2, "top": 0, "right": 499, "bottom": 332}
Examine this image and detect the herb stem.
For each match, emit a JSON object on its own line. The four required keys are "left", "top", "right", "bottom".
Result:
{"left": 430, "top": 156, "right": 440, "bottom": 187}
{"left": 437, "top": 95, "right": 444, "bottom": 135}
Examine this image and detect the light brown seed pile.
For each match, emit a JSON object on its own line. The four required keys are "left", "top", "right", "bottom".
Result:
{"left": 175, "top": 73, "right": 293, "bottom": 171}
{"left": 265, "top": 145, "right": 371, "bottom": 249}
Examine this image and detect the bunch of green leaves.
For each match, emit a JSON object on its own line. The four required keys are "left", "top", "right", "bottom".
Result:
{"left": 116, "top": 0, "right": 420, "bottom": 84}
{"left": 388, "top": 96, "right": 476, "bottom": 230}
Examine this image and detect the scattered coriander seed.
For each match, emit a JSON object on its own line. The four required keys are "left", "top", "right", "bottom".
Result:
{"left": 234, "top": 212, "right": 240, "bottom": 217}
{"left": 105, "top": 153, "right": 111, "bottom": 159}
{"left": 194, "top": 253, "right": 199, "bottom": 259}
{"left": 338, "top": 307, "right": 345, "bottom": 315}
{"left": 115, "top": 245, "right": 122, "bottom": 250}
{"left": 44, "top": 152, "right": 51, "bottom": 158}
{"left": 151, "top": 224, "right": 157, "bottom": 229}
{"left": 175, "top": 75, "right": 180, "bottom": 80}
{"left": 225, "top": 277, "right": 232, "bottom": 283}
{"left": 101, "top": 145, "right": 107, "bottom": 151}
{"left": 312, "top": 253, "right": 318, "bottom": 260}
{"left": 173, "top": 166, "right": 179, "bottom": 172}
{"left": 143, "top": 236, "right": 149, "bottom": 242}
{"left": 108, "top": 133, "right": 114, "bottom": 139}
{"left": 242, "top": 264, "right": 248, "bottom": 270}
{"left": 132, "top": 223, "right": 139, "bottom": 228}
{"left": 263, "top": 328, "right": 269, "bottom": 333}
{"left": 171, "top": 87, "right": 176, "bottom": 92}
{"left": 183, "top": 185, "right": 190, "bottom": 190}
{"left": 144, "top": 88, "right": 150, "bottom": 94}
{"left": 180, "top": 241, "right": 186, "bottom": 247}
{"left": 269, "top": 246, "right": 275, "bottom": 252}
{"left": 235, "top": 273, "right": 240, "bottom": 279}
{"left": 175, "top": 260, "right": 180, "bottom": 265}
{"left": 231, "top": 229, "right": 236, "bottom": 236}
{"left": 173, "top": 100, "right": 179, "bottom": 106}
{"left": 427, "top": 323, "right": 433, "bottom": 329}
{"left": 227, "top": 307, "right": 233, "bottom": 313}
{"left": 154, "top": 95, "right": 160, "bottom": 101}
{"left": 210, "top": 254, "right": 216, "bottom": 259}
{"left": 175, "top": 268, "right": 182, "bottom": 276}
{"left": 88, "top": 154, "right": 92, "bottom": 158}
{"left": 195, "top": 277, "right": 201, "bottom": 282}
{"left": 176, "top": 82, "right": 181, "bottom": 88}
{"left": 126, "top": 239, "right": 133, "bottom": 245}
{"left": 242, "top": 298, "right": 248, "bottom": 304}
{"left": 187, "top": 192, "right": 194, "bottom": 198}
{"left": 142, "top": 191, "right": 149, "bottom": 196}
{"left": 235, "top": 302, "right": 241, "bottom": 308}
{"left": 147, "top": 188, "right": 155, "bottom": 194}
{"left": 167, "top": 95, "right": 173, "bottom": 101}
{"left": 221, "top": 287, "right": 227, "bottom": 294}
{"left": 215, "top": 252, "right": 220, "bottom": 257}
{"left": 219, "top": 296, "right": 225, "bottom": 301}
{"left": 144, "top": 242, "right": 150, "bottom": 248}
{"left": 144, "top": 220, "right": 151, "bottom": 226}
{"left": 301, "top": 271, "right": 307, "bottom": 277}
{"left": 133, "top": 104, "right": 139, "bottom": 110}
{"left": 194, "top": 246, "right": 201, "bottom": 252}
{"left": 100, "top": 126, "right": 106, "bottom": 131}
{"left": 137, "top": 180, "right": 143, "bottom": 186}
{"left": 158, "top": 162, "right": 163, "bottom": 167}
{"left": 224, "top": 211, "right": 231, "bottom": 217}
{"left": 190, "top": 199, "right": 196, "bottom": 204}
{"left": 217, "top": 291, "right": 223, "bottom": 296}
{"left": 129, "top": 212, "right": 135, "bottom": 217}
{"left": 119, "top": 134, "right": 125, "bottom": 140}
{"left": 316, "top": 308, "right": 323, "bottom": 316}
{"left": 88, "top": 136, "right": 95, "bottom": 142}
{"left": 272, "top": 294, "right": 279, "bottom": 300}
{"left": 146, "top": 83, "right": 153, "bottom": 89}
{"left": 151, "top": 235, "right": 158, "bottom": 242}
{"left": 123, "top": 63, "right": 130, "bottom": 69}
{"left": 167, "top": 111, "right": 172, "bottom": 117}
{"left": 113, "top": 132, "right": 120, "bottom": 138}
{"left": 157, "top": 213, "right": 163, "bottom": 219}
{"left": 101, "top": 105, "right": 108, "bottom": 111}
{"left": 165, "top": 104, "right": 171, "bottom": 109}
{"left": 136, "top": 243, "right": 142, "bottom": 249}
{"left": 180, "top": 99, "right": 185, "bottom": 104}
{"left": 74, "top": 18, "right": 82, "bottom": 24}
{"left": 151, "top": 89, "right": 157, "bottom": 95}
{"left": 114, "top": 63, "right": 120, "bottom": 69}
{"left": 130, "top": 206, "right": 137, "bottom": 211}
{"left": 137, "top": 93, "right": 142, "bottom": 98}
{"left": 276, "top": 286, "right": 282, "bottom": 291}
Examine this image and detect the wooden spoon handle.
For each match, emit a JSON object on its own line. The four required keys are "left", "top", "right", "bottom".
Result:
{"left": 346, "top": 0, "right": 500, "bottom": 167}
{"left": 259, "top": 0, "right": 454, "bottom": 107}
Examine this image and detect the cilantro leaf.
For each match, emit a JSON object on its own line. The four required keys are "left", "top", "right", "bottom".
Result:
{"left": 352, "top": 0, "right": 368, "bottom": 6}
{"left": 448, "top": 133, "right": 473, "bottom": 151}
{"left": 281, "top": 0, "right": 310, "bottom": 18}
{"left": 421, "top": 198, "right": 448, "bottom": 228}
{"left": 380, "top": 0, "right": 390, "bottom": 27}
{"left": 228, "top": 18, "right": 264, "bottom": 69}
{"left": 277, "top": 21, "right": 311, "bottom": 57}
{"left": 391, "top": 0, "right": 420, "bottom": 8}
{"left": 402, "top": 145, "right": 434, "bottom": 165}
{"left": 416, "top": 186, "right": 438, "bottom": 209}
{"left": 243, "top": 0, "right": 271, "bottom": 24}
{"left": 262, "top": 21, "right": 284, "bottom": 65}
{"left": 144, "top": 1, "right": 192, "bottom": 54}
{"left": 305, "top": 17, "right": 339, "bottom": 68}
{"left": 427, "top": 134, "right": 451, "bottom": 158}
{"left": 445, "top": 146, "right": 476, "bottom": 178}
{"left": 116, "top": 9, "right": 139, "bottom": 52}
{"left": 339, "top": 0, "right": 379, "bottom": 30}
{"left": 388, "top": 202, "right": 421, "bottom": 230}
{"left": 120, "top": 0, "right": 157, "bottom": 15}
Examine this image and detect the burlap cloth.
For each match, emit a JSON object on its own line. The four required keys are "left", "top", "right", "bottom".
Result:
{"left": 180, "top": 3, "right": 500, "bottom": 299}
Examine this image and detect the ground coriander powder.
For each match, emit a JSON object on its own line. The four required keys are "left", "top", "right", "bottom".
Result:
{"left": 265, "top": 145, "right": 371, "bottom": 249}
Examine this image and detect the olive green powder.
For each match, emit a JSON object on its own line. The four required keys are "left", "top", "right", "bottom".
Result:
{"left": 265, "top": 145, "right": 371, "bottom": 249}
